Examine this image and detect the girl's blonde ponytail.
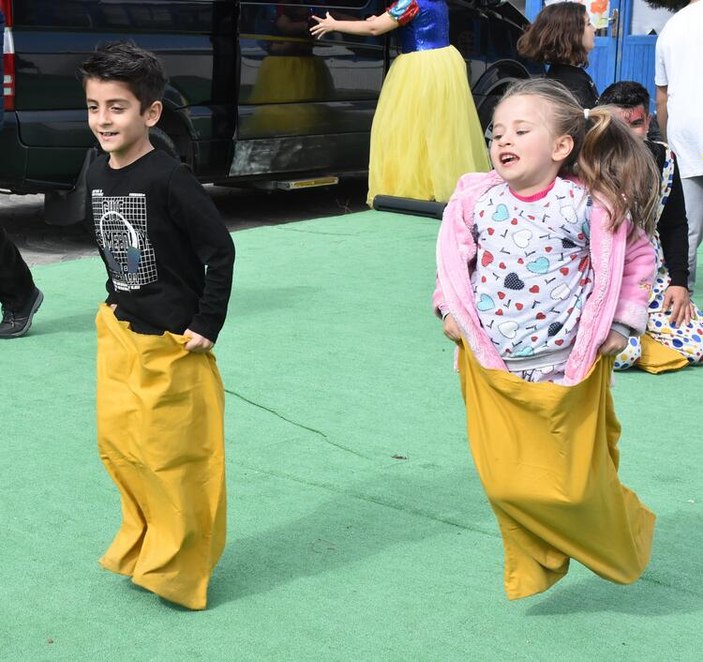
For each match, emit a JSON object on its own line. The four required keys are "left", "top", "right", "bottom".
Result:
{"left": 499, "top": 79, "right": 660, "bottom": 236}
{"left": 577, "top": 106, "right": 659, "bottom": 235}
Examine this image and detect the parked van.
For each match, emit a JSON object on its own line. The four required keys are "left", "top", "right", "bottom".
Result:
{"left": 1, "top": 0, "right": 536, "bottom": 225}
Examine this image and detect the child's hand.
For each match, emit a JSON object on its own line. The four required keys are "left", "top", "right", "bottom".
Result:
{"left": 662, "top": 285, "right": 692, "bottom": 327}
{"left": 598, "top": 329, "right": 628, "bottom": 356}
{"left": 184, "top": 328, "right": 214, "bottom": 353}
{"left": 442, "top": 313, "right": 462, "bottom": 344}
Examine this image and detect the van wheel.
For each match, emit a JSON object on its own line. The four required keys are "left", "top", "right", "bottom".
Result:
{"left": 149, "top": 127, "right": 178, "bottom": 158}
{"left": 44, "top": 147, "right": 99, "bottom": 229}
{"left": 477, "top": 92, "right": 503, "bottom": 146}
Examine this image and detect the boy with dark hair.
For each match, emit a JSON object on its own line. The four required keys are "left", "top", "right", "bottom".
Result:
{"left": 0, "top": 8, "right": 43, "bottom": 339}
{"left": 598, "top": 80, "right": 702, "bottom": 372}
{"left": 80, "top": 41, "right": 235, "bottom": 609}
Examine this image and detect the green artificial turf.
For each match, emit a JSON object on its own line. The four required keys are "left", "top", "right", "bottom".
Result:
{"left": 0, "top": 210, "right": 701, "bottom": 661}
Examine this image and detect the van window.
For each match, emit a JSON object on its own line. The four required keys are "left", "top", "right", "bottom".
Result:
{"left": 450, "top": 8, "right": 523, "bottom": 62}
{"left": 13, "top": 0, "right": 216, "bottom": 32}
{"left": 244, "top": 1, "right": 372, "bottom": 7}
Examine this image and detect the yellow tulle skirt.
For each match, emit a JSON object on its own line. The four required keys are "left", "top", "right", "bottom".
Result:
{"left": 247, "top": 55, "right": 334, "bottom": 105}
{"left": 245, "top": 55, "right": 334, "bottom": 136}
{"left": 458, "top": 343, "right": 655, "bottom": 599}
{"left": 367, "top": 45, "right": 490, "bottom": 205}
{"left": 95, "top": 305, "right": 227, "bottom": 610}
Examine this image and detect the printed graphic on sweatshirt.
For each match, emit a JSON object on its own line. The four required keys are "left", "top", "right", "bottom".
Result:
{"left": 92, "top": 192, "right": 157, "bottom": 291}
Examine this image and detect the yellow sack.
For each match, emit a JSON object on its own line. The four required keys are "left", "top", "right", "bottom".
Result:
{"left": 458, "top": 342, "right": 655, "bottom": 600}
{"left": 95, "top": 305, "right": 226, "bottom": 610}
{"left": 636, "top": 333, "right": 689, "bottom": 374}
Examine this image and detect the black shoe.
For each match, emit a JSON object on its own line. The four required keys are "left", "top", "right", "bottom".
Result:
{"left": 0, "top": 287, "right": 44, "bottom": 339}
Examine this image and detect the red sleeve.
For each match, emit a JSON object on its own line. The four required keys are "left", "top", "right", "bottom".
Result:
{"left": 387, "top": 0, "right": 420, "bottom": 26}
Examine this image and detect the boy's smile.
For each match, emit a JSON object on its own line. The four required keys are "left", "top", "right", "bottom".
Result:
{"left": 85, "top": 78, "right": 162, "bottom": 168}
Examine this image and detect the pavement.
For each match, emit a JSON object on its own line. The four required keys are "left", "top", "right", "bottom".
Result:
{"left": 0, "top": 193, "right": 95, "bottom": 266}
{"left": 0, "top": 179, "right": 369, "bottom": 267}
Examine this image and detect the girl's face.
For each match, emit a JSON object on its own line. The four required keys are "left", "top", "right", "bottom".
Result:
{"left": 582, "top": 14, "right": 596, "bottom": 53}
{"left": 490, "top": 94, "right": 573, "bottom": 197}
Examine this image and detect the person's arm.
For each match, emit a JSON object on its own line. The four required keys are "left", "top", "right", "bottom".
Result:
{"left": 97, "top": 246, "right": 119, "bottom": 306}
{"left": 85, "top": 162, "right": 119, "bottom": 307}
{"left": 655, "top": 149, "right": 692, "bottom": 325}
{"left": 442, "top": 313, "right": 463, "bottom": 344}
{"left": 310, "top": 11, "right": 398, "bottom": 39}
{"left": 656, "top": 85, "right": 669, "bottom": 142}
{"left": 599, "top": 224, "right": 656, "bottom": 356}
{"left": 598, "top": 327, "right": 629, "bottom": 355}
{"left": 433, "top": 277, "right": 462, "bottom": 342}
{"left": 168, "top": 166, "right": 235, "bottom": 350}
{"left": 611, "top": 223, "right": 657, "bottom": 336}
{"left": 656, "top": 149, "right": 689, "bottom": 288}
{"left": 433, "top": 174, "right": 483, "bottom": 344}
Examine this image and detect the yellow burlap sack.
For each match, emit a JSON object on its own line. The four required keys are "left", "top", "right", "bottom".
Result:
{"left": 636, "top": 333, "right": 689, "bottom": 374}
{"left": 95, "top": 305, "right": 226, "bottom": 610}
{"left": 458, "top": 343, "right": 655, "bottom": 600}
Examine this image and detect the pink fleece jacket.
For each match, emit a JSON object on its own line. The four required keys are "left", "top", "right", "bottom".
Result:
{"left": 433, "top": 171, "right": 656, "bottom": 385}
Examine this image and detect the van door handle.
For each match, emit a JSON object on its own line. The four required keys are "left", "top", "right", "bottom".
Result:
{"left": 608, "top": 9, "right": 619, "bottom": 36}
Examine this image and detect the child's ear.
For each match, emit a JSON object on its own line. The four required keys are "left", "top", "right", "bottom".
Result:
{"left": 552, "top": 134, "right": 574, "bottom": 162}
{"left": 144, "top": 100, "right": 163, "bottom": 127}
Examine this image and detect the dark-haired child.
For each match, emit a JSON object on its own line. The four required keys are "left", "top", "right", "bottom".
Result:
{"left": 598, "top": 80, "right": 703, "bottom": 371}
{"left": 80, "top": 41, "right": 235, "bottom": 610}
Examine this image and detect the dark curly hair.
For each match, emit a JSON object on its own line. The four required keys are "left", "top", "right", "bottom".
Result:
{"left": 517, "top": 3, "right": 591, "bottom": 67}
{"left": 79, "top": 41, "right": 167, "bottom": 113}
{"left": 598, "top": 81, "right": 650, "bottom": 110}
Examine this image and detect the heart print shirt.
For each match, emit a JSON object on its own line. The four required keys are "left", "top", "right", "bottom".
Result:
{"left": 470, "top": 178, "right": 594, "bottom": 369}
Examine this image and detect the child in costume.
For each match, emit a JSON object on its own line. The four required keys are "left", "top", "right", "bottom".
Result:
{"left": 433, "top": 78, "right": 659, "bottom": 600}
{"left": 80, "top": 42, "right": 235, "bottom": 610}
{"left": 518, "top": 2, "right": 599, "bottom": 109}
{"left": 310, "top": 0, "right": 490, "bottom": 204}
{"left": 598, "top": 80, "right": 703, "bottom": 372}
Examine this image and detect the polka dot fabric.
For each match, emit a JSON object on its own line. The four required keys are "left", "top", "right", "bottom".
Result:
{"left": 614, "top": 234, "right": 703, "bottom": 371}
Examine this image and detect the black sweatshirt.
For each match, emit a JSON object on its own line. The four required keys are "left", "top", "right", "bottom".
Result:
{"left": 86, "top": 149, "right": 235, "bottom": 342}
{"left": 648, "top": 141, "right": 689, "bottom": 288}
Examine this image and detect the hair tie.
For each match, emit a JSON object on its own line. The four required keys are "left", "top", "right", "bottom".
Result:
{"left": 583, "top": 108, "right": 590, "bottom": 120}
